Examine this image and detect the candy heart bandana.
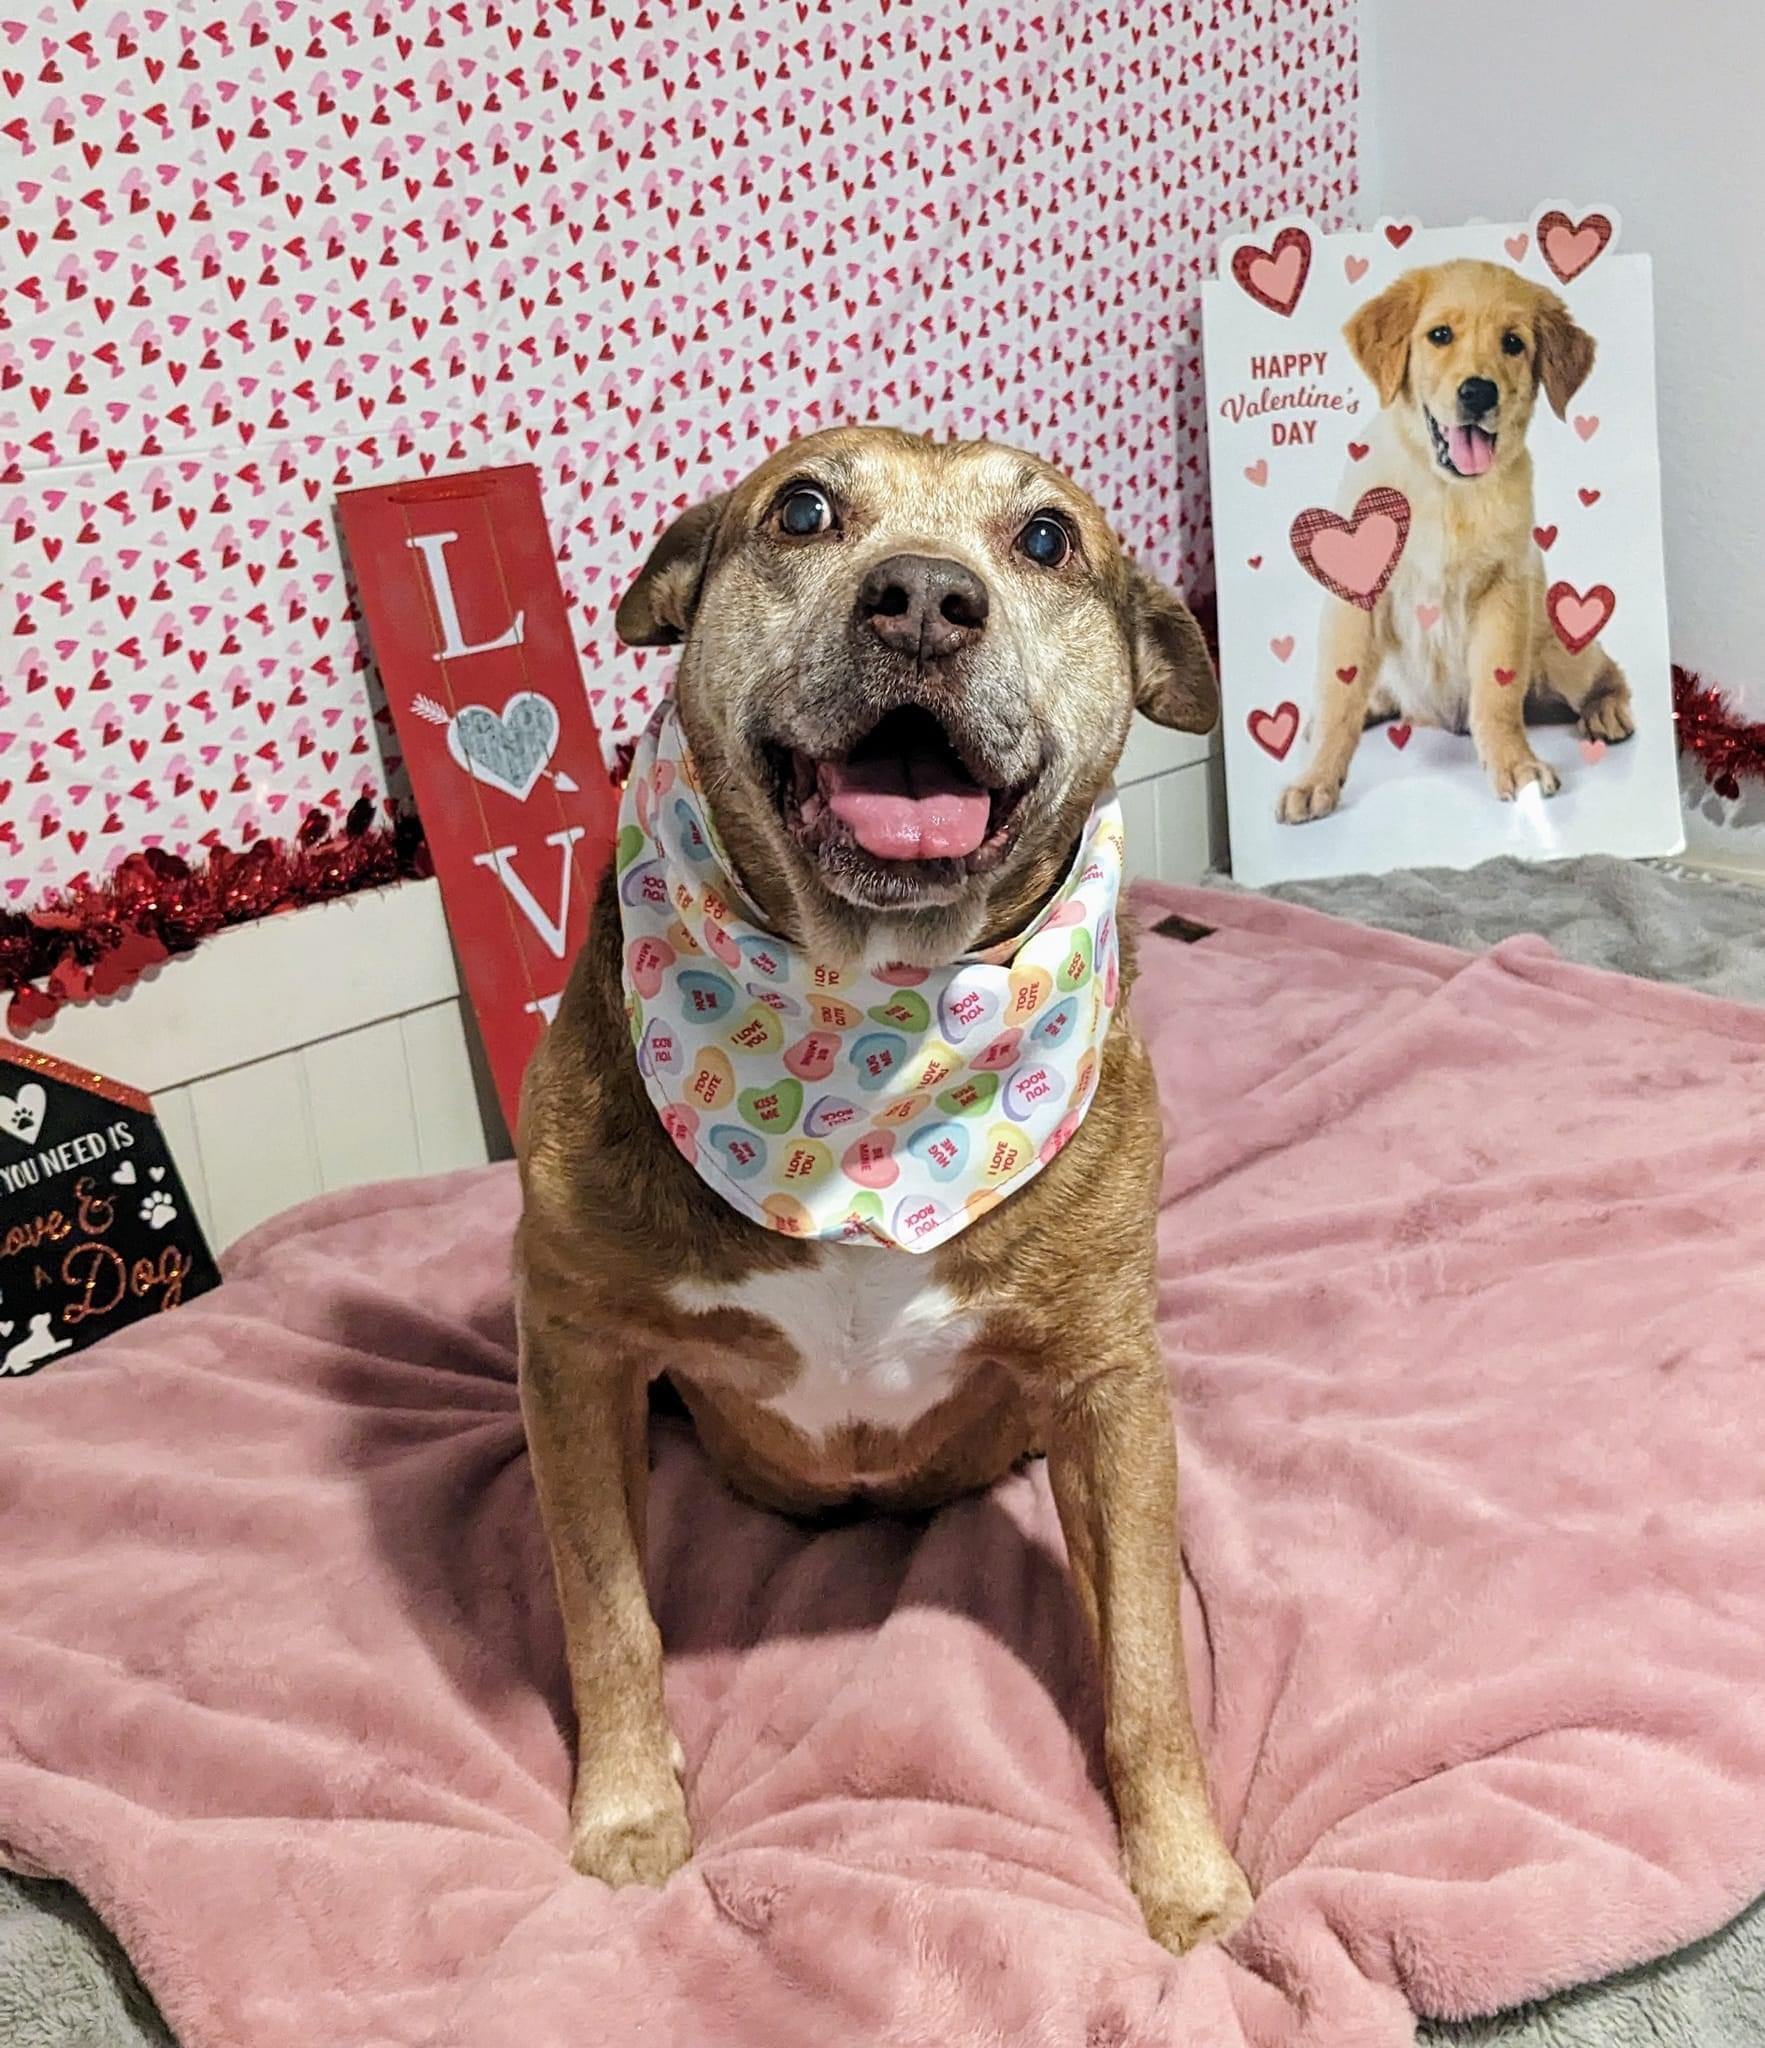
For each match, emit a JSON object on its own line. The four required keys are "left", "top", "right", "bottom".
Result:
{"left": 615, "top": 699, "right": 1124, "bottom": 1254}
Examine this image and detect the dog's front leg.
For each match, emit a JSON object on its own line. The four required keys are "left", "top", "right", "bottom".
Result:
{"left": 519, "top": 1305, "right": 690, "bottom": 1888}
{"left": 1469, "top": 583, "right": 1559, "bottom": 800}
{"left": 1045, "top": 1343, "right": 1252, "bottom": 1954}
{"left": 1278, "top": 601, "right": 1377, "bottom": 823}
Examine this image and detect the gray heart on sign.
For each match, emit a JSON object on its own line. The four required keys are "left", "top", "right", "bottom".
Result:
{"left": 446, "top": 692, "right": 560, "bottom": 802}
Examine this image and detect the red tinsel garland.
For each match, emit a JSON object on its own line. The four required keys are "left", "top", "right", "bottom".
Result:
{"left": 1672, "top": 664, "right": 1765, "bottom": 801}
{"left": 2, "top": 798, "right": 431, "bottom": 1034}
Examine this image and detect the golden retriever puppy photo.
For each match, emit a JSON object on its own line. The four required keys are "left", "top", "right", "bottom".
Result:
{"left": 1279, "top": 259, "right": 1635, "bottom": 824}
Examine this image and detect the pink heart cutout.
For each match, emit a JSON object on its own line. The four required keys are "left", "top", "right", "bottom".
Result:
{"left": 1547, "top": 581, "right": 1617, "bottom": 654}
{"left": 1539, "top": 210, "right": 1614, "bottom": 283}
{"left": 1292, "top": 489, "right": 1412, "bottom": 609}
{"left": 1230, "top": 226, "right": 1311, "bottom": 317}
{"left": 1247, "top": 701, "right": 1300, "bottom": 761}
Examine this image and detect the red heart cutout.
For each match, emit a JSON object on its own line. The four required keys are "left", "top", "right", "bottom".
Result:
{"left": 1247, "top": 701, "right": 1300, "bottom": 761}
{"left": 1291, "top": 487, "right": 1412, "bottom": 609}
{"left": 1578, "top": 487, "right": 1601, "bottom": 507}
{"left": 1383, "top": 221, "right": 1415, "bottom": 248}
{"left": 1547, "top": 580, "right": 1617, "bottom": 654}
{"left": 1494, "top": 667, "right": 1517, "bottom": 686}
{"left": 1336, "top": 665, "right": 1358, "bottom": 684}
{"left": 1347, "top": 441, "right": 1369, "bottom": 461}
{"left": 1230, "top": 226, "right": 1311, "bottom": 317}
{"left": 1537, "top": 209, "right": 1614, "bottom": 283}
{"left": 1387, "top": 723, "right": 1413, "bottom": 750}
{"left": 1533, "top": 524, "right": 1558, "bottom": 551}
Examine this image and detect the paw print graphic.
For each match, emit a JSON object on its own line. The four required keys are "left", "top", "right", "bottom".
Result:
{"left": 140, "top": 1191, "right": 179, "bottom": 1231}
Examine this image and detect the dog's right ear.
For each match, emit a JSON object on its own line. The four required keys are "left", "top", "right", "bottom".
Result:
{"left": 1344, "top": 272, "right": 1424, "bottom": 408}
{"left": 614, "top": 493, "right": 731, "bottom": 647}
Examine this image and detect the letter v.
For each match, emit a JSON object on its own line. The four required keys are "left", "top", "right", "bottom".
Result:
{"left": 472, "top": 828, "right": 588, "bottom": 958}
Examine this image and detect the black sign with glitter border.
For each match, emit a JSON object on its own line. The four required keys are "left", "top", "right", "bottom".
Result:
{"left": 1, "top": 1040, "right": 220, "bottom": 1378}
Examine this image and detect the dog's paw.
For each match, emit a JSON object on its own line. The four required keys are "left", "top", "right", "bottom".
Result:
{"left": 1579, "top": 688, "right": 1636, "bottom": 744}
{"left": 1490, "top": 753, "right": 1561, "bottom": 801}
{"left": 1129, "top": 1836, "right": 1255, "bottom": 1957}
{"left": 1277, "top": 774, "right": 1342, "bottom": 824}
{"left": 570, "top": 1778, "right": 692, "bottom": 1890}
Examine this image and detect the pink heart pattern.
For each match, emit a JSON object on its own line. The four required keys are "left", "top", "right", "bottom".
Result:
{"left": 1, "top": 0, "right": 1357, "bottom": 909}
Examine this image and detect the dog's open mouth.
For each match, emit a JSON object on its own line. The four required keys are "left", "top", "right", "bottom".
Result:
{"left": 769, "top": 706, "right": 1032, "bottom": 875}
{"left": 1427, "top": 406, "right": 1498, "bottom": 479}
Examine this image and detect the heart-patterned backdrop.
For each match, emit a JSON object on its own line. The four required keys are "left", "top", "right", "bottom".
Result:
{"left": 3, "top": 0, "right": 1357, "bottom": 914}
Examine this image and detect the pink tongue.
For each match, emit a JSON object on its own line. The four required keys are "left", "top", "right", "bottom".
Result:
{"left": 823, "top": 753, "right": 992, "bottom": 860}
{"left": 1447, "top": 423, "right": 1495, "bottom": 476}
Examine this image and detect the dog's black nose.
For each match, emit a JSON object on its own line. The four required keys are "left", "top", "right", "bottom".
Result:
{"left": 1457, "top": 376, "right": 1499, "bottom": 419}
{"left": 857, "top": 554, "right": 989, "bottom": 660}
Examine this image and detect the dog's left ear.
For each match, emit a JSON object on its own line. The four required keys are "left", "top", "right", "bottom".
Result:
{"left": 1534, "top": 295, "right": 1597, "bottom": 419}
{"left": 1124, "top": 562, "right": 1218, "bottom": 734}
{"left": 614, "top": 491, "right": 731, "bottom": 647}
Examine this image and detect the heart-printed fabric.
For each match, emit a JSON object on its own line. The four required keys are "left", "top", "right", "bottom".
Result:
{"left": 618, "top": 701, "right": 1123, "bottom": 1254}
{"left": 3, "top": 3, "right": 1358, "bottom": 911}
{"left": 446, "top": 693, "right": 560, "bottom": 802}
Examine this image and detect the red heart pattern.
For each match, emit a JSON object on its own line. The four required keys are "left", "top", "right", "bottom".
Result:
{"left": 0, "top": 1, "right": 1360, "bottom": 908}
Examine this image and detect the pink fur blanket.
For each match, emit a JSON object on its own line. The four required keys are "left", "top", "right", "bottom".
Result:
{"left": 4, "top": 884, "right": 1765, "bottom": 2047}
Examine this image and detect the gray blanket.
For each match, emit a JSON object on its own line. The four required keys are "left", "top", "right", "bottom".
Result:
{"left": 3, "top": 853, "right": 1761, "bottom": 2046}
{"left": 1243, "top": 852, "right": 1764, "bottom": 1004}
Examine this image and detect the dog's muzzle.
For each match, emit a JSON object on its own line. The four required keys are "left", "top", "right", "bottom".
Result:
{"left": 1427, "top": 376, "right": 1501, "bottom": 479}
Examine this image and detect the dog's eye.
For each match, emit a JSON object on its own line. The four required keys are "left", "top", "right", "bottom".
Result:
{"left": 1501, "top": 330, "right": 1526, "bottom": 356}
{"left": 777, "top": 486, "right": 836, "bottom": 538}
{"left": 1426, "top": 325, "right": 1453, "bottom": 347}
{"left": 1017, "top": 513, "right": 1072, "bottom": 569}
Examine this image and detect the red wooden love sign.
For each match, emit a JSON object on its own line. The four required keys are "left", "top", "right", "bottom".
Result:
{"left": 338, "top": 465, "right": 619, "bottom": 1128}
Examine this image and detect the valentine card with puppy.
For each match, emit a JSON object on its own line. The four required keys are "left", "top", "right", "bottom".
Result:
{"left": 1203, "top": 208, "right": 1682, "bottom": 885}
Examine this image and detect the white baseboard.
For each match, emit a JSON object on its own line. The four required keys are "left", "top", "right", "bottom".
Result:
{"left": 25, "top": 879, "right": 505, "bottom": 1249}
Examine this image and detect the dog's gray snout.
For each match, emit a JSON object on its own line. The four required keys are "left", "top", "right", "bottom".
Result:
{"left": 1457, "top": 376, "right": 1499, "bottom": 419}
{"left": 857, "top": 553, "right": 990, "bottom": 660}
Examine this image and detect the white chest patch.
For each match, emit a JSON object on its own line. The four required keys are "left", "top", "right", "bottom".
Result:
{"left": 669, "top": 1255, "right": 982, "bottom": 1441}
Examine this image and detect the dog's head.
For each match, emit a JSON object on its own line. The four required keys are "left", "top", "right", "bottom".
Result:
{"left": 615, "top": 426, "right": 1216, "bottom": 964}
{"left": 1346, "top": 259, "right": 1594, "bottom": 483}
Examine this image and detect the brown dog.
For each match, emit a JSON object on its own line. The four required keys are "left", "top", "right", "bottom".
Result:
{"left": 1280, "top": 259, "right": 1634, "bottom": 822}
{"left": 514, "top": 425, "right": 1253, "bottom": 1954}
